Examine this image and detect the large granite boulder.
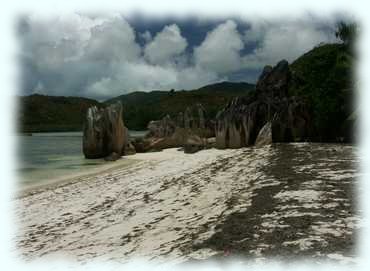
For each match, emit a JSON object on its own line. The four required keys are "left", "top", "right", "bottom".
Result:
{"left": 105, "top": 102, "right": 126, "bottom": 155}
{"left": 83, "top": 102, "right": 128, "bottom": 159}
{"left": 215, "top": 60, "right": 312, "bottom": 149}
{"left": 82, "top": 106, "right": 107, "bottom": 158}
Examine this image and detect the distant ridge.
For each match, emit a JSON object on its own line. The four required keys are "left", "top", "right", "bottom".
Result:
{"left": 105, "top": 81, "right": 255, "bottom": 130}
{"left": 18, "top": 94, "right": 101, "bottom": 133}
{"left": 19, "top": 81, "right": 255, "bottom": 132}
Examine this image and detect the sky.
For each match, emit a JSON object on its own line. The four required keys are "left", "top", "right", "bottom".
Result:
{"left": 17, "top": 13, "right": 343, "bottom": 101}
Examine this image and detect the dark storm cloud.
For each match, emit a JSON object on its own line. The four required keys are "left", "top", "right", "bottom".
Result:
{"left": 18, "top": 13, "right": 342, "bottom": 101}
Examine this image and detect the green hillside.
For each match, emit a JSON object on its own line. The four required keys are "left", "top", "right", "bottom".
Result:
{"left": 289, "top": 43, "right": 354, "bottom": 141}
{"left": 18, "top": 94, "right": 101, "bottom": 133}
{"left": 19, "top": 82, "right": 255, "bottom": 132}
{"left": 105, "top": 82, "right": 255, "bottom": 130}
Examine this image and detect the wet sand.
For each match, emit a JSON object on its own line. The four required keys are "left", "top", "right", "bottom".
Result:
{"left": 14, "top": 143, "right": 363, "bottom": 265}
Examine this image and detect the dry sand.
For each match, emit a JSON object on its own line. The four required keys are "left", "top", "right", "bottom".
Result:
{"left": 14, "top": 143, "right": 363, "bottom": 266}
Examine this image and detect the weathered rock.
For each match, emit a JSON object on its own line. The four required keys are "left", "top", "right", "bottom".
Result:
{"left": 83, "top": 102, "right": 128, "bottom": 159}
{"left": 143, "top": 103, "right": 214, "bottom": 152}
{"left": 184, "top": 135, "right": 205, "bottom": 154}
{"left": 184, "top": 107, "right": 192, "bottom": 129}
{"left": 123, "top": 142, "right": 136, "bottom": 155}
{"left": 105, "top": 102, "right": 125, "bottom": 155}
{"left": 215, "top": 60, "right": 312, "bottom": 149}
{"left": 255, "top": 122, "right": 272, "bottom": 147}
{"left": 132, "top": 137, "right": 177, "bottom": 153}
{"left": 104, "top": 152, "right": 121, "bottom": 161}
{"left": 146, "top": 115, "right": 176, "bottom": 138}
{"left": 147, "top": 137, "right": 177, "bottom": 151}
{"left": 256, "top": 60, "right": 290, "bottom": 99}
{"left": 271, "top": 97, "right": 312, "bottom": 142}
{"left": 82, "top": 106, "right": 106, "bottom": 158}
{"left": 215, "top": 97, "right": 268, "bottom": 149}
{"left": 197, "top": 103, "right": 206, "bottom": 129}
{"left": 131, "top": 138, "right": 150, "bottom": 153}
{"left": 205, "top": 137, "right": 216, "bottom": 149}
{"left": 176, "top": 112, "right": 184, "bottom": 128}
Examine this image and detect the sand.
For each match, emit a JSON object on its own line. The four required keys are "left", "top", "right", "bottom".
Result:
{"left": 14, "top": 143, "right": 363, "bottom": 266}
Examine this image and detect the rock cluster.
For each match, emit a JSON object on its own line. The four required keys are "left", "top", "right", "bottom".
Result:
{"left": 133, "top": 103, "right": 215, "bottom": 153}
{"left": 83, "top": 102, "right": 133, "bottom": 159}
{"left": 215, "top": 60, "right": 312, "bottom": 149}
{"left": 146, "top": 104, "right": 213, "bottom": 139}
{"left": 82, "top": 59, "right": 316, "bottom": 156}
{"left": 146, "top": 115, "right": 176, "bottom": 139}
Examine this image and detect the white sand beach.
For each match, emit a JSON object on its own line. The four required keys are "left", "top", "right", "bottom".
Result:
{"left": 14, "top": 144, "right": 362, "bottom": 265}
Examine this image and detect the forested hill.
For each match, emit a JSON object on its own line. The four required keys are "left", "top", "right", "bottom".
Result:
{"left": 18, "top": 94, "right": 101, "bottom": 133}
{"left": 105, "top": 82, "right": 255, "bottom": 130}
{"left": 18, "top": 81, "right": 255, "bottom": 132}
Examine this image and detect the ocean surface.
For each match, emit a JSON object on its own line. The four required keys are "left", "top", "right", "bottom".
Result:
{"left": 17, "top": 131, "right": 146, "bottom": 188}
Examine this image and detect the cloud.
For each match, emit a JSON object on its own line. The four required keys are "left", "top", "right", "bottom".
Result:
{"left": 85, "top": 17, "right": 140, "bottom": 63}
{"left": 194, "top": 20, "right": 244, "bottom": 74}
{"left": 19, "top": 14, "right": 142, "bottom": 98}
{"left": 85, "top": 61, "right": 219, "bottom": 100}
{"left": 140, "top": 30, "right": 152, "bottom": 43}
{"left": 241, "top": 18, "right": 338, "bottom": 69}
{"left": 144, "top": 24, "right": 187, "bottom": 65}
{"left": 18, "top": 14, "right": 340, "bottom": 100}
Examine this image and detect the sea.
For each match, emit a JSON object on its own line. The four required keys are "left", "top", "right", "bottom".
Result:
{"left": 17, "top": 131, "right": 146, "bottom": 189}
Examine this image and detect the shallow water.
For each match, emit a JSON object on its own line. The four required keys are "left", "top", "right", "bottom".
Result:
{"left": 17, "top": 131, "right": 146, "bottom": 188}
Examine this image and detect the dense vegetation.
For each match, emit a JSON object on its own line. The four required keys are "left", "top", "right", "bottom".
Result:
{"left": 105, "top": 82, "right": 255, "bottom": 130}
{"left": 18, "top": 94, "right": 100, "bottom": 133}
{"left": 289, "top": 43, "right": 354, "bottom": 141}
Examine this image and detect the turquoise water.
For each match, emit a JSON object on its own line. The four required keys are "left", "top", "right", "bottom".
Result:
{"left": 17, "top": 131, "right": 146, "bottom": 187}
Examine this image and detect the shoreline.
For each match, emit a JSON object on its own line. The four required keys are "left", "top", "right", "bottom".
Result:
{"left": 17, "top": 146, "right": 191, "bottom": 198}
{"left": 18, "top": 142, "right": 356, "bottom": 196}
{"left": 15, "top": 144, "right": 362, "bottom": 264}
{"left": 16, "top": 156, "right": 141, "bottom": 199}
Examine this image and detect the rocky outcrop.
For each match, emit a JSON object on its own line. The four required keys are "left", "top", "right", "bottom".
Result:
{"left": 83, "top": 102, "right": 129, "bottom": 159}
{"left": 215, "top": 60, "right": 312, "bottom": 149}
{"left": 215, "top": 97, "right": 268, "bottom": 149}
{"left": 255, "top": 122, "right": 272, "bottom": 147}
{"left": 146, "top": 115, "right": 176, "bottom": 138}
{"left": 142, "top": 103, "right": 215, "bottom": 152}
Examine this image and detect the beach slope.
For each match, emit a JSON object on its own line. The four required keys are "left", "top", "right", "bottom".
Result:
{"left": 15, "top": 144, "right": 362, "bottom": 264}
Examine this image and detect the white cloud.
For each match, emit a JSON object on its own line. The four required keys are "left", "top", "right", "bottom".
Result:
{"left": 85, "top": 61, "right": 219, "bottom": 100}
{"left": 242, "top": 19, "right": 338, "bottom": 69}
{"left": 19, "top": 14, "right": 340, "bottom": 100}
{"left": 194, "top": 20, "right": 244, "bottom": 74}
{"left": 85, "top": 16, "right": 140, "bottom": 62}
{"left": 144, "top": 24, "right": 187, "bottom": 65}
